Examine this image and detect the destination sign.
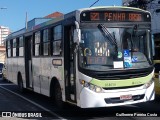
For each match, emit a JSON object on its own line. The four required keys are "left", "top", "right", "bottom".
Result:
{"left": 80, "top": 11, "right": 150, "bottom": 22}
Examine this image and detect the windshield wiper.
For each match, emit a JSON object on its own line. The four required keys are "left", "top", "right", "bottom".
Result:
{"left": 97, "top": 24, "right": 118, "bottom": 56}
{"left": 97, "top": 24, "right": 117, "bottom": 46}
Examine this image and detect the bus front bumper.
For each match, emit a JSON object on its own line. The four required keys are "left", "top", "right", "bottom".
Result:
{"left": 80, "top": 82, "right": 155, "bottom": 108}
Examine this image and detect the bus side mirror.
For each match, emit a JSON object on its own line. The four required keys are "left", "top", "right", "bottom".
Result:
{"left": 73, "top": 29, "right": 81, "bottom": 44}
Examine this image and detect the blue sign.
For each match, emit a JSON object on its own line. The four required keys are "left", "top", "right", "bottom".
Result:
{"left": 124, "top": 62, "right": 132, "bottom": 68}
{"left": 124, "top": 50, "right": 129, "bottom": 57}
{"left": 132, "top": 57, "right": 138, "bottom": 63}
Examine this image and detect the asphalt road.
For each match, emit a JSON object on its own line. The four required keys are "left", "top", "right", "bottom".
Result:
{"left": 0, "top": 78, "right": 160, "bottom": 120}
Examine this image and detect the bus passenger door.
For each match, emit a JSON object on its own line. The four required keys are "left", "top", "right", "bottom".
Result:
{"left": 24, "top": 35, "right": 33, "bottom": 89}
{"left": 64, "top": 26, "right": 77, "bottom": 103}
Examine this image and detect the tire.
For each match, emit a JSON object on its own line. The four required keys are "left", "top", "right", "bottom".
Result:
{"left": 18, "top": 75, "right": 25, "bottom": 93}
{"left": 2, "top": 74, "right": 5, "bottom": 81}
{"left": 53, "top": 82, "right": 64, "bottom": 108}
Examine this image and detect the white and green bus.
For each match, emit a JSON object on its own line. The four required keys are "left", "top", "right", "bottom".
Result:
{"left": 5, "top": 6, "right": 155, "bottom": 108}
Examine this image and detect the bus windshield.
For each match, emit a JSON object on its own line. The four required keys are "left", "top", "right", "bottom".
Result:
{"left": 79, "top": 24, "right": 152, "bottom": 71}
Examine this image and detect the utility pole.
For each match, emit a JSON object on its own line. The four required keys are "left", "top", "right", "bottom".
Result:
{"left": 90, "top": 0, "right": 100, "bottom": 7}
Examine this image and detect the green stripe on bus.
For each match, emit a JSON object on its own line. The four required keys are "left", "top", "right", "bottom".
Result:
{"left": 90, "top": 73, "right": 152, "bottom": 88}
{"left": 154, "top": 60, "right": 160, "bottom": 64}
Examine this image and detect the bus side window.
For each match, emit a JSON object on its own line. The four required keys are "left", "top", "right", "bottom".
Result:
{"left": 42, "top": 29, "right": 50, "bottom": 56}
{"left": 7, "top": 40, "right": 11, "bottom": 58}
{"left": 19, "top": 36, "right": 24, "bottom": 57}
{"left": 34, "top": 31, "right": 41, "bottom": 56}
{"left": 52, "top": 25, "right": 62, "bottom": 56}
{"left": 13, "top": 38, "right": 16, "bottom": 57}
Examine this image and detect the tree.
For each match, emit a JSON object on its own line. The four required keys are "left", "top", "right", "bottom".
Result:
{"left": 128, "top": 0, "right": 154, "bottom": 10}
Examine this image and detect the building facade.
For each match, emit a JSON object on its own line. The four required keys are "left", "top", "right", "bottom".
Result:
{"left": 0, "top": 26, "right": 10, "bottom": 63}
{"left": 0, "top": 26, "right": 10, "bottom": 45}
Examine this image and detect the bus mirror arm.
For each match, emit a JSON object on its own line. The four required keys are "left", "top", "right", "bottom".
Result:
{"left": 73, "top": 21, "right": 81, "bottom": 44}
{"left": 73, "top": 29, "right": 81, "bottom": 44}
{"left": 75, "top": 21, "right": 79, "bottom": 29}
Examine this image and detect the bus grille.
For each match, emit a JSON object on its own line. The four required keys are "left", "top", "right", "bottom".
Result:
{"left": 91, "top": 69, "right": 151, "bottom": 80}
{"left": 103, "top": 84, "right": 143, "bottom": 90}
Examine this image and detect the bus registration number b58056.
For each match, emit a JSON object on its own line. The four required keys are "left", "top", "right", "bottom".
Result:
{"left": 120, "top": 94, "right": 132, "bottom": 100}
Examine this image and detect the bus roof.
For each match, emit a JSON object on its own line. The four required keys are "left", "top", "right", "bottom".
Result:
{"left": 77, "top": 6, "right": 150, "bottom": 13}
{"left": 7, "top": 17, "right": 54, "bottom": 39}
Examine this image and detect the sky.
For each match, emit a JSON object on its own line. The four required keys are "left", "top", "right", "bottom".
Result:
{"left": 0, "top": 0, "right": 122, "bottom": 32}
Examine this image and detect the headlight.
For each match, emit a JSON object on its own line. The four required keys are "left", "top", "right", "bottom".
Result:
{"left": 80, "top": 79, "right": 103, "bottom": 93}
{"left": 143, "top": 78, "right": 154, "bottom": 89}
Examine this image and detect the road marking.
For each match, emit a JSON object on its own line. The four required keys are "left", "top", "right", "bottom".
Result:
{"left": 0, "top": 86, "right": 66, "bottom": 120}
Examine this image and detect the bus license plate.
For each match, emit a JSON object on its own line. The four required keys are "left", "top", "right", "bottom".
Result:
{"left": 120, "top": 95, "right": 132, "bottom": 100}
